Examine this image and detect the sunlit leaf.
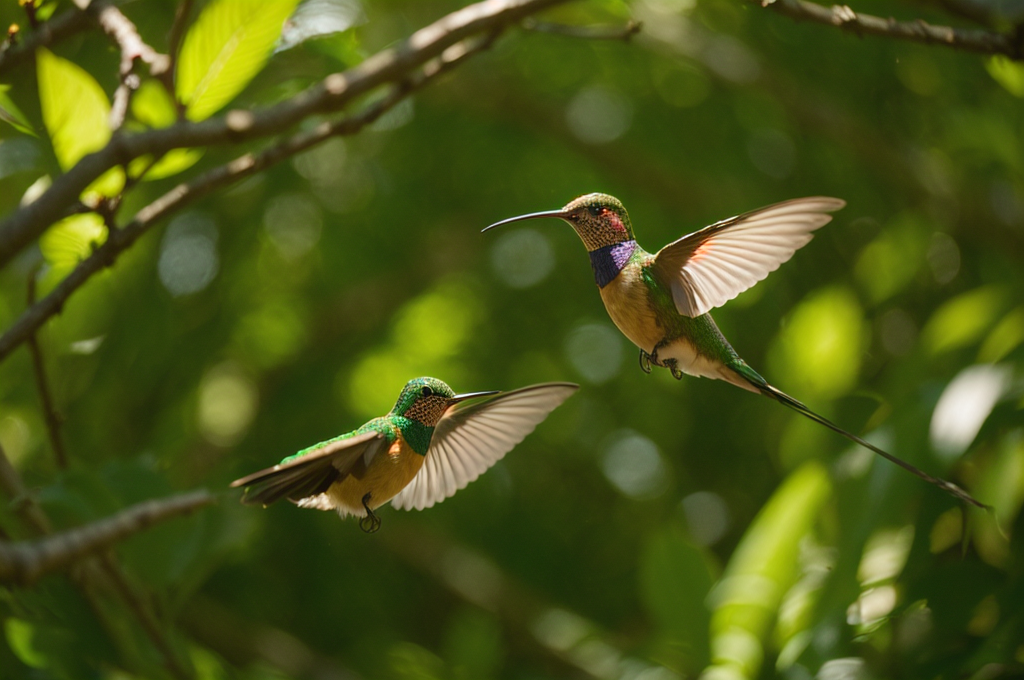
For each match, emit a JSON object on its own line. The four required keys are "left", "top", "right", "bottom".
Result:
{"left": 128, "top": 148, "right": 205, "bottom": 181}
{"left": 276, "top": 0, "right": 365, "bottom": 53}
{"left": 176, "top": 0, "right": 302, "bottom": 121}
{"left": 704, "top": 462, "right": 831, "bottom": 679}
{"left": 38, "top": 213, "right": 107, "bottom": 270}
{"left": 921, "top": 286, "right": 1006, "bottom": 355}
{"left": 36, "top": 48, "right": 124, "bottom": 196}
{"left": 131, "top": 79, "right": 179, "bottom": 128}
{"left": 853, "top": 214, "right": 927, "bottom": 304}
{"left": 986, "top": 56, "right": 1024, "bottom": 98}
{"left": 767, "top": 287, "right": 865, "bottom": 399}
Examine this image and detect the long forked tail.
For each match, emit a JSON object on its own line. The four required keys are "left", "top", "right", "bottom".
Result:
{"left": 728, "top": 362, "right": 991, "bottom": 511}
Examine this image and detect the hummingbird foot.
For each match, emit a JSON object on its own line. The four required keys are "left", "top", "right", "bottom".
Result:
{"left": 662, "top": 358, "right": 684, "bottom": 380}
{"left": 359, "top": 493, "right": 381, "bottom": 533}
{"left": 639, "top": 349, "right": 653, "bottom": 374}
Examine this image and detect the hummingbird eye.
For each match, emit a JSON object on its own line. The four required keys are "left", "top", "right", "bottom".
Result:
{"left": 587, "top": 205, "right": 602, "bottom": 217}
{"left": 420, "top": 386, "right": 433, "bottom": 397}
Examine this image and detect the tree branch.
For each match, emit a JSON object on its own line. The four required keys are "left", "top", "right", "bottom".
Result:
{"left": 0, "top": 31, "right": 500, "bottom": 362}
{"left": 77, "top": 1, "right": 171, "bottom": 129}
{"left": 26, "top": 268, "right": 69, "bottom": 469}
{"left": 0, "top": 5, "right": 92, "bottom": 76}
{"left": 0, "top": 0, "right": 568, "bottom": 270}
{"left": 0, "top": 442, "right": 52, "bottom": 536}
{"left": 521, "top": 18, "right": 642, "bottom": 40}
{"left": 750, "top": 0, "right": 1021, "bottom": 58}
{"left": 0, "top": 490, "right": 215, "bottom": 586}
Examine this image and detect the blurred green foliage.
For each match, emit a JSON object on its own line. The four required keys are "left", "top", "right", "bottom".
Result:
{"left": 0, "top": 0, "right": 1023, "bottom": 678}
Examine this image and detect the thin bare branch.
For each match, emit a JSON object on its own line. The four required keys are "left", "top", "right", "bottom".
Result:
{"left": 77, "top": 1, "right": 171, "bottom": 129}
{"left": 98, "top": 554, "right": 194, "bottom": 679}
{"left": 0, "top": 0, "right": 568, "bottom": 270}
{"left": 0, "top": 5, "right": 91, "bottom": 76}
{"left": 0, "top": 442, "right": 52, "bottom": 536}
{"left": 522, "top": 18, "right": 642, "bottom": 40}
{"left": 749, "top": 0, "right": 1021, "bottom": 58}
{"left": 26, "top": 268, "right": 69, "bottom": 469}
{"left": 0, "top": 32, "right": 499, "bottom": 362}
{"left": 0, "top": 490, "right": 215, "bottom": 586}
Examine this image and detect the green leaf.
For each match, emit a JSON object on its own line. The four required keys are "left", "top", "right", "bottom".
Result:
{"left": 986, "top": 56, "right": 1024, "bottom": 98}
{"left": 0, "top": 85, "right": 36, "bottom": 136}
{"left": 704, "top": 463, "right": 831, "bottom": 680}
{"left": 36, "top": 48, "right": 111, "bottom": 170}
{"left": 39, "top": 213, "right": 107, "bottom": 270}
{"left": 128, "top": 148, "right": 205, "bottom": 181}
{"left": 921, "top": 285, "right": 1006, "bottom": 355}
{"left": 176, "top": 0, "right": 302, "bottom": 121}
{"left": 36, "top": 48, "right": 124, "bottom": 197}
{"left": 4, "top": 619, "right": 46, "bottom": 669}
{"left": 131, "top": 79, "right": 179, "bottom": 128}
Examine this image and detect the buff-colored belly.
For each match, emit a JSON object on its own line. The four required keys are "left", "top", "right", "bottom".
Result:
{"left": 326, "top": 438, "right": 424, "bottom": 516}
{"left": 599, "top": 272, "right": 664, "bottom": 353}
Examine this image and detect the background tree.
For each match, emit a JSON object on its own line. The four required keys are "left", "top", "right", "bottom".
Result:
{"left": 0, "top": 0, "right": 1021, "bottom": 678}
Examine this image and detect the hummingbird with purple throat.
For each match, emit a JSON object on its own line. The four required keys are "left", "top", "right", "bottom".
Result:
{"left": 231, "top": 377, "right": 578, "bottom": 532}
{"left": 484, "top": 194, "right": 988, "bottom": 510}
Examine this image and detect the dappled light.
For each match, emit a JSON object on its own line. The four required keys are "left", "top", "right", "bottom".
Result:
{"left": 0, "top": 0, "right": 1022, "bottom": 677}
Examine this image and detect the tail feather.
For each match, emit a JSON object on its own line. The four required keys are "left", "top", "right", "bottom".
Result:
{"left": 728, "top": 361, "right": 990, "bottom": 511}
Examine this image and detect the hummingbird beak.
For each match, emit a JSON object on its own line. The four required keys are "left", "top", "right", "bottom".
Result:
{"left": 482, "top": 210, "right": 569, "bottom": 233}
{"left": 449, "top": 390, "right": 500, "bottom": 404}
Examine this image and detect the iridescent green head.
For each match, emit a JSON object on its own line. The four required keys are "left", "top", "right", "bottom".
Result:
{"left": 391, "top": 377, "right": 497, "bottom": 427}
{"left": 483, "top": 192, "right": 634, "bottom": 252}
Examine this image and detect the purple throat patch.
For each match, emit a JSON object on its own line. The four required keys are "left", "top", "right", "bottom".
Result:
{"left": 590, "top": 240, "right": 636, "bottom": 288}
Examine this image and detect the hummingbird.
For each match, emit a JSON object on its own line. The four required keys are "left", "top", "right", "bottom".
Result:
{"left": 484, "top": 194, "right": 988, "bottom": 510}
{"left": 231, "top": 377, "right": 578, "bottom": 532}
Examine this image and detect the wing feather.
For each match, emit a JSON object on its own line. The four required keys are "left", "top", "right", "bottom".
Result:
{"left": 390, "top": 383, "right": 578, "bottom": 511}
{"left": 653, "top": 197, "right": 845, "bottom": 317}
{"left": 230, "top": 430, "right": 385, "bottom": 507}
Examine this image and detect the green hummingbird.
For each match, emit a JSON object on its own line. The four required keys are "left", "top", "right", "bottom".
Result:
{"left": 485, "top": 194, "right": 988, "bottom": 510}
{"left": 231, "top": 377, "right": 578, "bottom": 532}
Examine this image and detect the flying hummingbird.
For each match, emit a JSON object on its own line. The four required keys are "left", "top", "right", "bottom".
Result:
{"left": 231, "top": 377, "right": 578, "bottom": 532}
{"left": 485, "top": 194, "right": 988, "bottom": 510}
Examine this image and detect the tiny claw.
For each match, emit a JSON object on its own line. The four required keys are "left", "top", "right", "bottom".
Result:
{"left": 663, "top": 359, "right": 684, "bottom": 380}
{"left": 639, "top": 349, "right": 652, "bottom": 374}
{"left": 360, "top": 493, "right": 381, "bottom": 533}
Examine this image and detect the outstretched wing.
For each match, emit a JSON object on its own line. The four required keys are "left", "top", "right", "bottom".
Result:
{"left": 390, "top": 383, "right": 578, "bottom": 511}
{"left": 652, "top": 197, "right": 845, "bottom": 318}
{"left": 230, "top": 430, "right": 386, "bottom": 507}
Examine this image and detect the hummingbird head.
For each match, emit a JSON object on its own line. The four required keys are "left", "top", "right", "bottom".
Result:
{"left": 483, "top": 193, "right": 634, "bottom": 252}
{"left": 391, "top": 377, "right": 498, "bottom": 427}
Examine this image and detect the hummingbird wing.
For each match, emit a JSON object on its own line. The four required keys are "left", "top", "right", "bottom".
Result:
{"left": 390, "top": 383, "right": 578, "bottom": 511}
{"left": 652, "top": 197, "right": 845, "bottom": 317}
{"left": 230, "top": 430, "right": 386, "bottom": 507}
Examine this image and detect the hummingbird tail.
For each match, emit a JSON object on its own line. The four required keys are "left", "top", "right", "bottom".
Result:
{"left": 727, "top": 360, "right": 991, "bottom": 511}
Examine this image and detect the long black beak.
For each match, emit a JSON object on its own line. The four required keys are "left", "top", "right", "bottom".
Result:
{"left": 482, "top": 210, "right": 568, "bottom": 233}
{"left": 450, "top": 390, "right": 500, "bottom": 403}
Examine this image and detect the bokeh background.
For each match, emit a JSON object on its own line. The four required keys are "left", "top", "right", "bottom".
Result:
{"left": 1, "top": 0, "right": 1023, "bottom": 678}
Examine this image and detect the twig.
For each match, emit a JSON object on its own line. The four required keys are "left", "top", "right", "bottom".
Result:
{"left": 522, "top": 18, "right": 642, "bottom": 40}
{"left": 0, "top": 490, "right": 216, "bottom": 586}
{"left": 0, "top": 442, "right": 52, "bottom": 536}
{"left": 750, "top": 0, "right": 1021, "bottom": 58}
{"left": 165, "top": 0, "right": 194, "bottom": 104}
{"left": 0, "top": 5, "right": 92, "bottom": 76}
{"left": 0, "top": 0, "right": 568, "bottom": 270}
{"left": 0, "top": 32, "right": 500, "bottom": 362}
{"left": 77, "top": 1, "right": 171, "bottom": 129}
{"left": 98, "top": 553, "right": 194, "bottom": 680}
{"left": 26, "top": 267, "right": 68, "bottom": 470}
